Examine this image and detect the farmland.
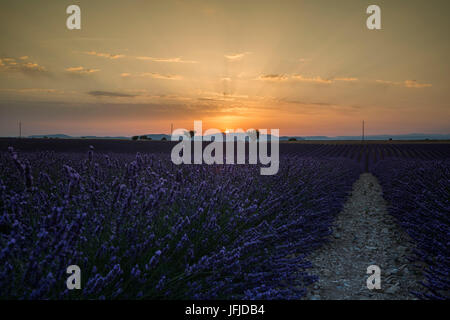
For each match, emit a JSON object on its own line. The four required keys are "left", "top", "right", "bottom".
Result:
{"left": 0, "top": 138, "right": 448, "bottom": 299}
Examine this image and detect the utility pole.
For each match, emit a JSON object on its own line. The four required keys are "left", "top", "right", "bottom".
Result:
{"left": 19, "top": 121, "right": 22, "bottom": 138}
{"left": 362, "top": 120, "right": 365, "bottom": 142}
{"left": 170, "top": 123, "right": 173, "bottom": 135}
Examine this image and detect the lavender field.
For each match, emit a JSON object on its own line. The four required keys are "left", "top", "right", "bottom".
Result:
{"left": 0, "top": 139, "right": 448, "bottom": 299}
{"left": 373, "top": 159, "right": 449, "bottom": 299}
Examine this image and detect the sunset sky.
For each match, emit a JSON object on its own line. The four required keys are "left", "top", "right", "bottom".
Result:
{"left": 0, "top": 0, "right": 449, "bottom": 137}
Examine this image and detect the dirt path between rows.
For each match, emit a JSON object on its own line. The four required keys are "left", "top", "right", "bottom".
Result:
{"left": 305, "top": 173, "right": 424, "bottom": 300}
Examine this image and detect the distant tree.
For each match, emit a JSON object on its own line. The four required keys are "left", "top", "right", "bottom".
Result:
{"left": 388, "top": 138, "right": 393, "bottom": 141}
{"left": 161, "top": 137, "right": 167, "bottom": 141}
{"left": 132, "top": 136, "right": 139, "bottom": 141}
{"left": 139, "top": 135, "right": 148, "bottom": 140}
{"left": 248, "top": 129, "right": 260, "bottom": 142}
{"left": 289, "top": 137, "right": 297, "bottom": 141}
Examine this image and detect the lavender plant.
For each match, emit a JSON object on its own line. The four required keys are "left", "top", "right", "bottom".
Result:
{"left": 0, "top": 147, "right": 359, "bottom": 299}
{"left": 373, "top": 159, "right": 449, "bottom": 300}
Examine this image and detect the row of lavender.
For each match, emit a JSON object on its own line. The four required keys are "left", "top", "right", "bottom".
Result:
{"left": 373, "top": 159, "right": 449, "bottom": 300}
{"left": 283, "top": 143, "right": 450, "bottom": 172}
{"left": 0, "top": 148, "right": 360, "bottom": 299}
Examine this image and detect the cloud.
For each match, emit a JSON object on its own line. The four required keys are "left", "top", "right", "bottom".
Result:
{"left": 257, "top": 74, "right": 358, "bottom": 84}
{"left": 148, "top": 73, "right": 182, "bottom": 80}
{"left": 136, "top": 56, "right": 198, "bottom": 63}
{"left": 0, "top": 88, "right": 61, "bottom": 94}
{"left": 276, "top": 98, "right": 362, "bottom": 115}
{"left": 194, "top": 90, "right": 249, "bottom": 101}
{"left": 224, "top": 52, "right": 251, "bottom": 61}
{"left": 257, "top": 74, "right": 289, "bottom": 81}
{"left": 121, "top": 72, "right": 182, "bottom": 80}
{"left": 292, "top": 74, "right": 333, "bottom": 84}
{"left": 66, "top": 66, "right": 100, "bottom": 75}
{"left": 84, "top": 51, "right": 125, "bottom": 59}
{"left": 197, "top": 97, "right": 230, "bottom": 102}
{"left": 376, "top": 79, "right": 432, "bottom": 88}
{"left": 87, "top": 91, "right": 137, "bottom": 98}
{"left": 280, "top": 99, "right": 333, "bottom": 107}
{"left": 404, "top": 80, "right": 432, "bottom": 88}
{"left": 0, "top": 57, "right": 48, "bottom": 75}
{"left": 375, "top": 80, "right": 397, "bottom": 86}
{"left": 334, "top": 77, "right": 358, "bottom": 82}
{"left": 20, "top": 62, "right": 47, "bottom": 73}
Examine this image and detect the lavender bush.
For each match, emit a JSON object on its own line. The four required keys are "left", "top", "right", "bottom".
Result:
{"left": 373, "top": 159, "right": 449, "bottom": 300}
{"left": 0, "top": 147, "right": 360, "bottom": 299}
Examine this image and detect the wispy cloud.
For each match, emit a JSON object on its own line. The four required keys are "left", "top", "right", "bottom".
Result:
{"left": 257, "top": 74, "right": 360, "bottom": 84}
{"left": 280, "top": 99, "right": 334, "bottom": 107}
{"left": 0, "top": 88, "right": 61, "bottom": 94}
{"left": 257, "top": 74, "right": 289, "bottom": 81}
{"left": 87, "top": 91, "right": 137, "bottom": 98}
{"left": 224, "top": 52, "right": 251, "bottom": 61}
{"left": 196, "top": 92, "right": 247, "bottom": 102}
{"left": 292, "top": 75, "right": 333, "bottom": 84}
{"left": 121, "top": 72, "right": 182, "bottom": 80}
{"left": 0, "top": 57, "right": 48, "bottom": 75}
{"left": 147, "top": 73, "right": 182, "bottom": 80}
{"left": 84, "top": 51, "right": 125, "bottom": 59}
{"left": 136, "top": 56, "right": 198, "bottom": 64}
{"left": 376, "top": 80, "right": 398, "bottom": 86}
{"left": 276, "top": 98, "right": 362, "bottom": 115}
{"left": 66, "top": 66, "right": 100, "bottom": 75}
{"left": 334, "top": 77, "right": 358, "bottom": 82}
{"left": 404, "top": 80, "right": 432, "bottom": 88}
{"left": 376, "top": 79, "right": 432, "bottom": 88}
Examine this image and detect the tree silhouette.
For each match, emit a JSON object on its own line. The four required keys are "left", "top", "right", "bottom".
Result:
{"left": 249, "top": 129, "right": 260, "bottom": 141}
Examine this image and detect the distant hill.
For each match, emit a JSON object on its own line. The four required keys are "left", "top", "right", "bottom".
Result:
{"left": 23, "top": 133, "right": 450, "bottom": 141}
{"left": 28, "top": 134, "right": 129, "bottom": 140}
{"left": 300, "top": 133, "right": 450, "bottom": 140}
{"left": 80, "top": 136, "right": 130, "bottom": 140}
{"left": 28, "top": 134, "right": 73, "bottom": 139}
